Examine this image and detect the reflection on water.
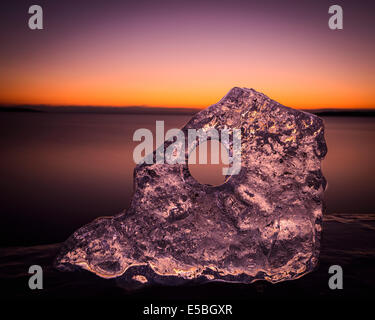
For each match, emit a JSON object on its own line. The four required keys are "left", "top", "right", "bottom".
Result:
{"left": 0, "top": 113, "right": 374, "bottom": 245}
{"left": 322, "top": 117, "right": 375, "bottom": 214}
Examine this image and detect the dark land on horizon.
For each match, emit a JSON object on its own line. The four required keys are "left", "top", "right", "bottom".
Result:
{"left": 1, "top": 105, "right": 375, "bottom": 117}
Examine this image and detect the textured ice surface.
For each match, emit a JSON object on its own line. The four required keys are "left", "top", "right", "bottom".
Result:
{"left": 55, "top": 87, "right": 327, "bottom": 284}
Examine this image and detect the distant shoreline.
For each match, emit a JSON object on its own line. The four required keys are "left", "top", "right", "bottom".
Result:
{"left": 1, "top": 105, "right": 375, "bottom": 117}
{"left": 0, "top": 105, "right": 199, "bottom": 115}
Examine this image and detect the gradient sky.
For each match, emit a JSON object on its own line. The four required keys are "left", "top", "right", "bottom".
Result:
{"left": 0, "top": 0, "right": 374, "bottom": 109}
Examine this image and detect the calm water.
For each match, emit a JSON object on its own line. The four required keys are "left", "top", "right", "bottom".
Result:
{"left": 0, "top": 113, "right": 375, "bottom": 246}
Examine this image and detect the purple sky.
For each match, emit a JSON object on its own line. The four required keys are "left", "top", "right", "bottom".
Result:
{"left": 0, "top": 0, "right": 374, "bottom": 108}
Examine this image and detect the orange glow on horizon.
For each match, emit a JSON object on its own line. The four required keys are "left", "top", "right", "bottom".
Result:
{"left": 1, "top": 83, "right": 373, "bottom": 110}
{"left": 1, "top": 1, "right": 374, "bottom": 110}
{"left": 1, "top": 46, "right": 373, "bottom": 109}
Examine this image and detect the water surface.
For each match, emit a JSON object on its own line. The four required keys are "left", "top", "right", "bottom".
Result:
{"left": 0, "top": 113, "right": 374, "bottom": 245}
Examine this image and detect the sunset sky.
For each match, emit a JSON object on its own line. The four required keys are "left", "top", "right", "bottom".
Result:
{"left": 0, "top": 0, "right": 374, "bottom": 109}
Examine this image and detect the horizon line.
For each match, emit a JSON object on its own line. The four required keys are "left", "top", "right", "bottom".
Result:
{"left": 1, "top": 103, "right": 375, "bottom": 111}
